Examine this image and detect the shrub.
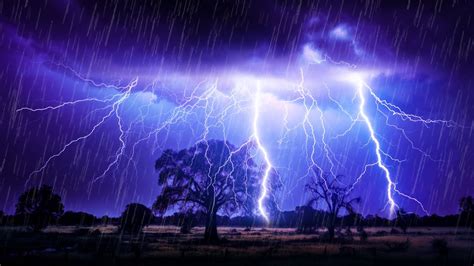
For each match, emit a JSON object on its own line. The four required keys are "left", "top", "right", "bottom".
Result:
{"left": 179, "top": 212, "right": 196, "bottom": 234}
{"left": 385, "top": 238, "right": 410, "bottom": 252}
{"left": 59, "top": 211, "right": 96, "bottom": 226}
{"left": 359, "top": 229, "right": 368, "bottom": 242}
{"left": 119, "top": 203, "right": 153, "bottom": 234}
{"left": 374, "top": 230, "right": 388, "bottom": 236}
{"left": 390, "top": 228, "right": 401, "bottom": 234}
{"left": 90, "top": 229, "right": 102, "bottom": 236}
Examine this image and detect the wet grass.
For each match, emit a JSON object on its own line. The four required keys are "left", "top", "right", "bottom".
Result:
{"left": 0, "top": 226, "right": 472, "bottom": 265}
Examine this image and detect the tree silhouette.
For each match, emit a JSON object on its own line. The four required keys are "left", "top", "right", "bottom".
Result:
{"left": 295, "top": 205, "right": 319, "bottom": 233}
{"left": 15, "top": 185, "right": 64, "bottom": 232}
{"left": 305, "top": 172, "right": 360, "bottom": 241}
{"left": 119, "top": 203, "right": 154, "bottom": 234}
{"left": 395, "top": 208, "right": 409, "bottom": 234}
{"left": 59, "top": 211, "right": 96, "bottom": 226}
{"left": 179, "top": 210, "right": 202, "bottom": 234}
{"left": 459, "top": 196, "right": 474, "bottom": 228}
{"left": 153, "top": 140, "right": 262, "bottom": 242}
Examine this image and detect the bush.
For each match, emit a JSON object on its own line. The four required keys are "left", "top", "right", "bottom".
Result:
{"left": 90, "top": 229, "right": 102, "bottom": 236}
{"left": 119, "top": 203, "right": 153, "bottom": 234}
{"left": 390, "top": 228, "right": 401, "bottom": 234}
{"left": 59, "top": 211, "right": 96, "bottom": 226}
{"left": 179, "top": 212, "right": 196, "bottom": 234}
{"left": 228, "top": 229, "right": 242, "bottom": 236}
{"left": 359, "top": 229, "right": 368, "bottom": 242}
{"left": 385, "top": 238, "right": 410, "bottom": 252}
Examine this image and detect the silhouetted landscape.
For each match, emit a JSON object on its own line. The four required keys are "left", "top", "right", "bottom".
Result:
{"left": 0, "top": 194, "right": 473, "bottom": 265}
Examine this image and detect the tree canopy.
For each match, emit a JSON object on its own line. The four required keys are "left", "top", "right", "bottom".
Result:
{"left": 15, "top": 185, "right": 64, "bottom": 231}
{"left": 153, "top": 139, "right": 265, "bottom": 242}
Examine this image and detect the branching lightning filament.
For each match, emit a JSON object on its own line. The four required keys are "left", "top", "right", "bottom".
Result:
{"left": 16, "top": 59, "right": 459, "bottom": 220}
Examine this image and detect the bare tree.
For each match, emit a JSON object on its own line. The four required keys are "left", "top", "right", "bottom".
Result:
{"left": 153, "top": 139, "right": 263, "bottom": 243}
{"left": 305, "top": 172, "right": 360, "bottom": 241}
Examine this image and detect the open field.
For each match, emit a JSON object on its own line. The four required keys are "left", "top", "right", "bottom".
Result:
{"left": 0, "top": 226, "right": 473, "bottom": 265}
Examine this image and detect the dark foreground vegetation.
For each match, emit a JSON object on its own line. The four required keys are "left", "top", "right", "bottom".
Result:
{"left": 0, "top": 140, "right": 472, "bottom": 264}
{"left": 0, "top": 190, "right": 473, "bottom": 265}
{"left": 1, "top": 186, "right": 473, "bottom": 236}
{"left": 0, "top": 226, "right": 472, "bottom": 266}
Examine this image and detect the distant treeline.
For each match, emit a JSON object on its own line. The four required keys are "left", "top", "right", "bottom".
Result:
{"left": 1, "top": 206, "right": 472, "bottom": 229}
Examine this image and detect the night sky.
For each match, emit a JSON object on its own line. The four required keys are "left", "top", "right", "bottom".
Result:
{"left": 0, "top": 0, "right": 473, "bottom": 218}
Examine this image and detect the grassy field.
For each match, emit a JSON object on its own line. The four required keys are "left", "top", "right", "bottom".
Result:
{"left": 0, "top": 226, "right": 473, "bottom": 265}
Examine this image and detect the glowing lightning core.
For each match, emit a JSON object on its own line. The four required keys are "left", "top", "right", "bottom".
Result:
{"left": 253, "top": 82, "right": 273, "bottom": 223}
{"left": 355, "top": 80, "right": 430, "bottom": 216}
{"left": 356, "top": 81, "right": 398, "bottom": 214}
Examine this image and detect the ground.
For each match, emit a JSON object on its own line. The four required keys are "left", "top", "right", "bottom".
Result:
{"left": 0, "top": 226, "right": 473, "bottom": 265}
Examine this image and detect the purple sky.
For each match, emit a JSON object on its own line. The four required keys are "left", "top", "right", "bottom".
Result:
{"left": 0, "top": 0, "right": 473, "bottom": 217}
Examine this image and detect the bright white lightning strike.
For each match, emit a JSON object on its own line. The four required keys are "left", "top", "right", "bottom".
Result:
{"left": 20, "top": 77, "right": 138, "bottom": 187}
{"left": 253, "top": 82, "right": 273, "bottom": 223}
{"left": 355, "top": 80, "right": 430, "bottom": 216}
{"left": 18, "top": 57, "right": 456, "bottom": 220}
{"left": 356, "top": 81, "right": 398, "bottom": 214}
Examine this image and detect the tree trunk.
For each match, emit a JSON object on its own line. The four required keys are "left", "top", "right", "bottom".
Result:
{"left": 328, "top": 225, "right": 335, "bottom": 241}
{"left": 204, "top": 211, "right": 218, "bottom": 243}
{"left": 327, "top": 212, "right": 337, "bottom": 241}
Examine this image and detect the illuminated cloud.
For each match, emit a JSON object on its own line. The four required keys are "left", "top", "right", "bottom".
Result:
{"left": 330, "top": 25, "right": 351, "bottom": 40}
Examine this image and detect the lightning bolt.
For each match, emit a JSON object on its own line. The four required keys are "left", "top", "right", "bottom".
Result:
{"left": 18, "top": 52, "right": 460, "bottom": 221}
{"left": 303, "top": 51, "right": 452, "bottom": 216}
{"left": 253, "top": 82, "right": 273, "bottom": 223}
{"left": 126, "top": 77, "right": 274, "bottom": 221}
{"left": 356, "top": 81, "right": 399, "bottom": 214}
{"left": 18, "top": 77, "right": 138, "bottom": 188}
{"left": 356, "top": 80, "right": 433, "bottom": 216}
